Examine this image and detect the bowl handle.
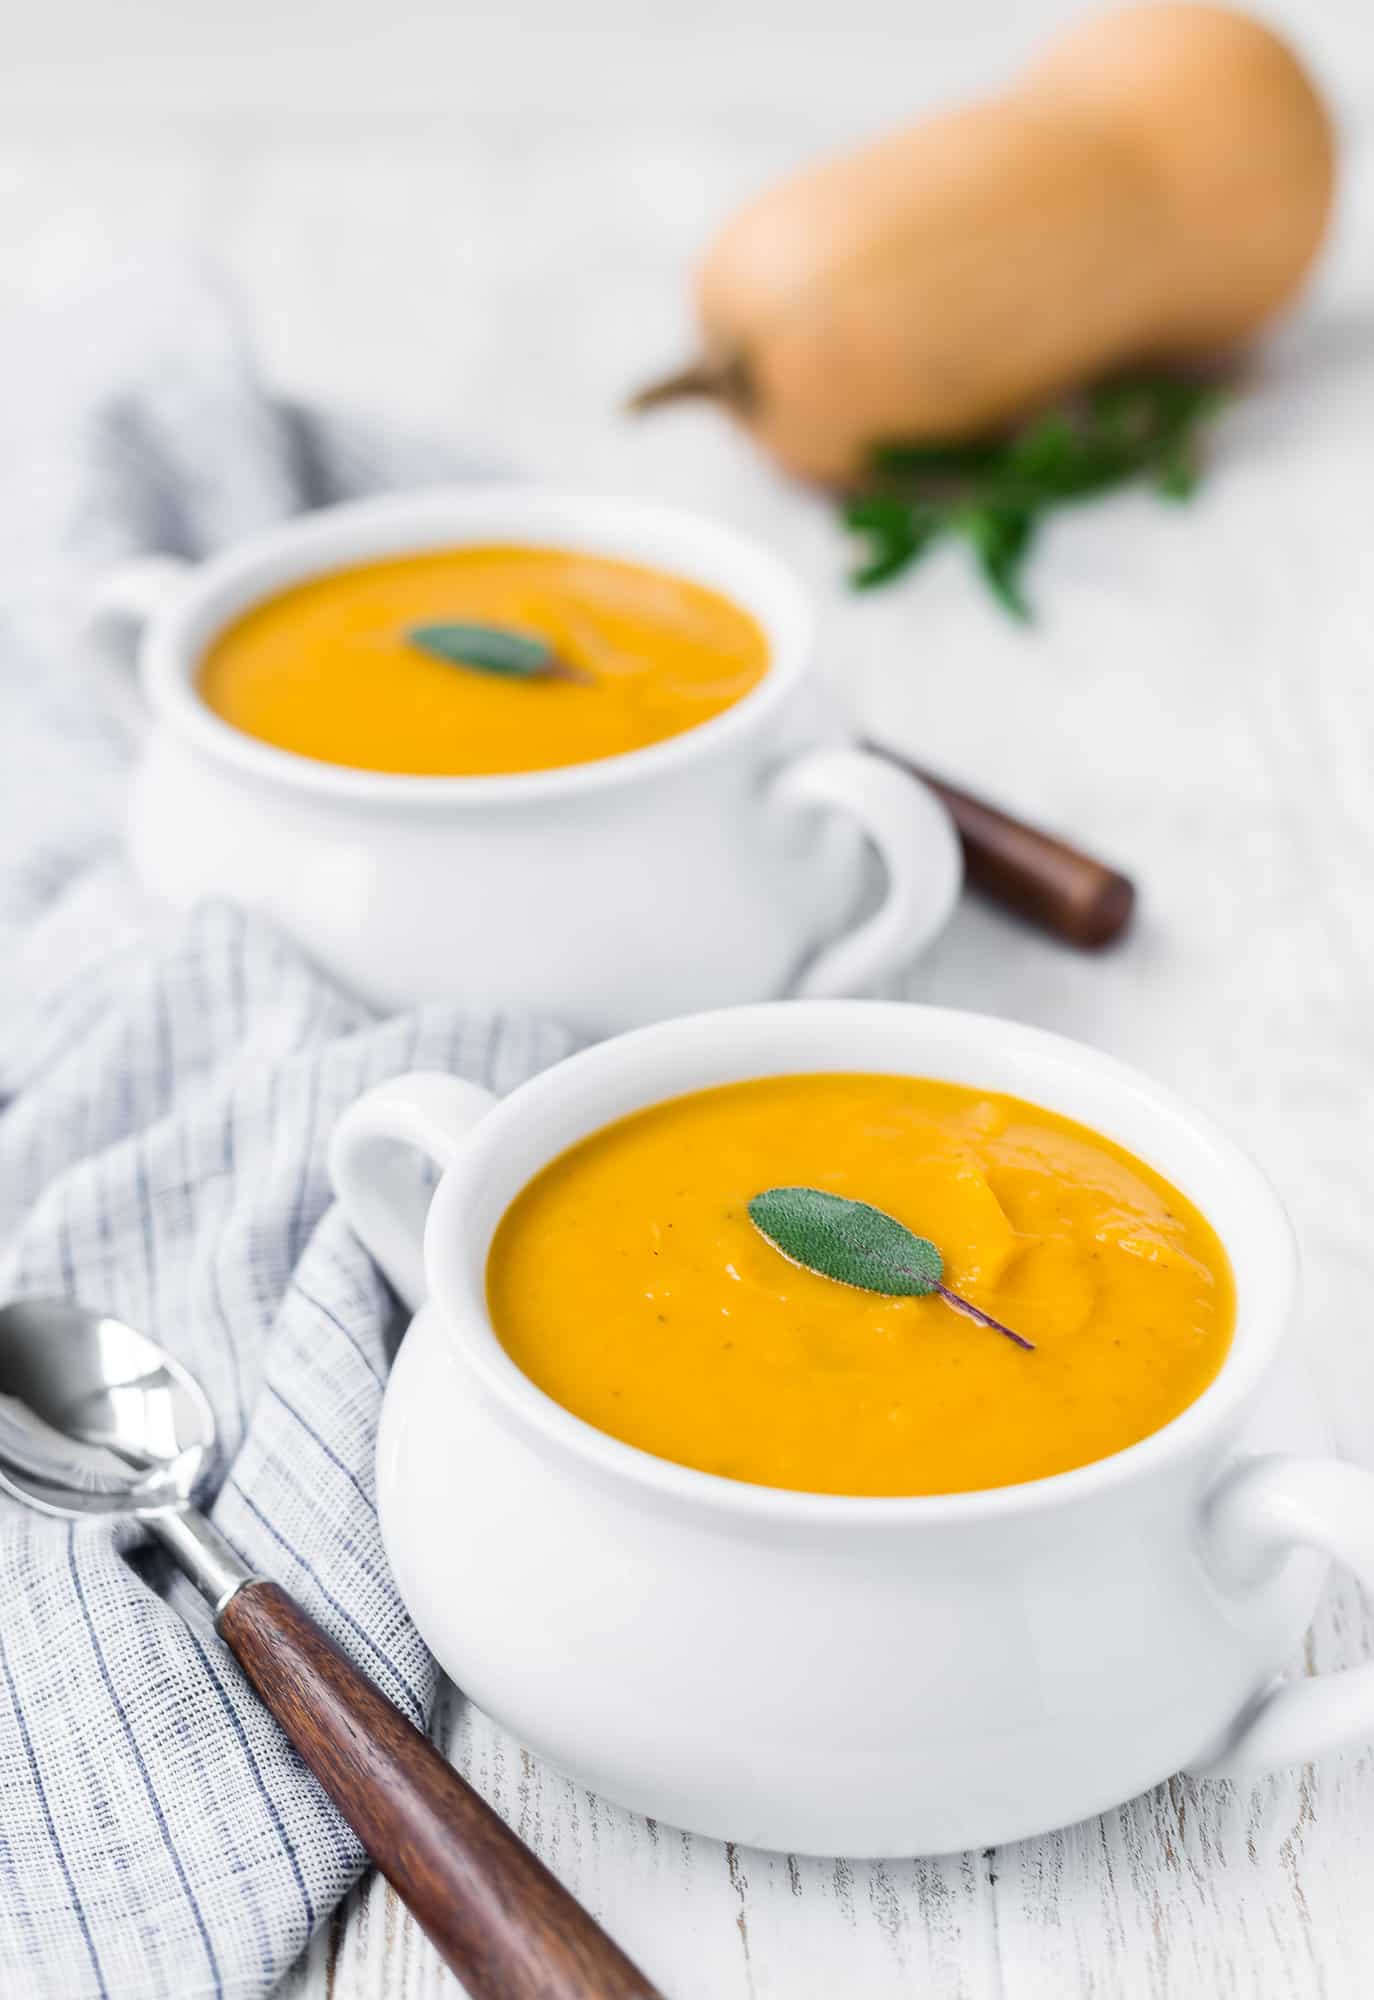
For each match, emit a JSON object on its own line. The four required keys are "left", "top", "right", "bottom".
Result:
{"left": 1188, "top": 1454, "right": 1374, "bottom": 1777}
{"left": 769, "top": 747, "right": 962, "bottom": 997}
{"left": 328, "top": 1072, "right": 498, "bottom": 1310}
{"left": 88, "top": 553, "right": 195, "bottom": 632}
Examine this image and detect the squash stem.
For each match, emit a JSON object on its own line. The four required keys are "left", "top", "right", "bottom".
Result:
{"left": 626, "top": 351, "right": 753, "bottom": 416}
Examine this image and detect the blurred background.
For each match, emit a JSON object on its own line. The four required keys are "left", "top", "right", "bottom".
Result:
{"left": 2, "top": 0, "right": 1366, "bottom": 473}
{"left": 4, "top": 0, "right": 1372, "bottom": 1211}
{"left": 2, "top": 0, "right": 1369, "bottom": 1047}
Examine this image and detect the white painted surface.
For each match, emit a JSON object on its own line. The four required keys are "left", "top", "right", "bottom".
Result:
{"left": 8, "top": 0, "right": 1374, "bottom": 1989}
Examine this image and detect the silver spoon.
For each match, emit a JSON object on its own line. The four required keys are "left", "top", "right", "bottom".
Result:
{"left": 0, "top": 1298, "right": 661, "bottom": 2000}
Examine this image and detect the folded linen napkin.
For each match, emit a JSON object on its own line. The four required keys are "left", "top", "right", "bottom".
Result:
{"left": 0, "top": 268, "right": 575, "bottom": 2000}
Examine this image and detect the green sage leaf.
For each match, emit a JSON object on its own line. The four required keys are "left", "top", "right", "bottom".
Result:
{"left": 747, "top": 1187, "right": 944, "bottom": 1297}
{"left": 961, "top": 506, "right": 1035, "bottom": 622}
{"left": 871, "top": 437, "right": 1007, "bottom": 481}
{"left": 843, "top": 496, "right": 942, "bottom": 590}
{"left": 407, "top": 621, "right": 558, "bottom": 678}
{"left": 748, "top": 1185, "right": 1036, "bottom": 1348}
{"left": 845, "top": 370, "right": 1227, "bottom": 619}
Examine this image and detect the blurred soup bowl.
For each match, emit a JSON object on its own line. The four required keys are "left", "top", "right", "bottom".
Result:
{"left": 101, "top": 488, "right": 960, "bottom": 1031}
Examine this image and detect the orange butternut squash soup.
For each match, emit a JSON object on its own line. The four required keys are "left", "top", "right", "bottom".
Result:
{"left": 485, "top": 1075, "right": 1236, "bottom": 1497}
{"left": 197, "top": 545, "right": 768, "bottom": 775}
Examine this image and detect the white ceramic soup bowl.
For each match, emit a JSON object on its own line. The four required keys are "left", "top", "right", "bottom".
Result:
{"left": 329, "top": 1000, "right": 1374, "bottom": 1859}
{"left": 104, "top": 488, "right": 960, "bottom": 1032}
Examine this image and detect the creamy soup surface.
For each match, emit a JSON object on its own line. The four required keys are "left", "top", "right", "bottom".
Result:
{"left": 485, "top": 1075, "right": 1236, "bottom": 1497}
{"left": 197, "top": 545, "right": 769, "bottom": 775}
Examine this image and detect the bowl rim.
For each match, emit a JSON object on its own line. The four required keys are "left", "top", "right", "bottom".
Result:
{"left": 141, "top": 485, "right": 815, "bottom": 807}
{"left": 422, "top": 1000, "right": 1299, "bottom": 1529}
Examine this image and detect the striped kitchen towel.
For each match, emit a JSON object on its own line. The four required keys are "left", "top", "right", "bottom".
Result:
{"left": 0, "top": 267, "right": 574, "bottom": 1999}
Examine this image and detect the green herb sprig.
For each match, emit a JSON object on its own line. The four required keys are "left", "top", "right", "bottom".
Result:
{"left": 748, "top": 1186, "right": 1033, "bottom": 1350}
{"left": 407, "top": 621, "right": 591, "bottom": 684}
{"left": 843, "top": 376, "right": 1226, "bottom": 620}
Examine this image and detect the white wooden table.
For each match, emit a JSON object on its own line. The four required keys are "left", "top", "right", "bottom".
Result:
{"left": 6, "top": 3, "right": 1374, "bottom": 1989}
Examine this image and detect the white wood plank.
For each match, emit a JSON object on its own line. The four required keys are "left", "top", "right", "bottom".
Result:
{"left": 278, "top": 1678, "right": 1006, "bottom": 2000}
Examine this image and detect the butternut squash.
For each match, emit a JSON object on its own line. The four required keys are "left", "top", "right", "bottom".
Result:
{"left": 632, "top": 4, "right": 1335, "bottom": 483}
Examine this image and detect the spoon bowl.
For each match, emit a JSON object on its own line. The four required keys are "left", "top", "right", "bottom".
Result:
{"left": 0, "top": 1297, "right": 214, "bottom": 1518}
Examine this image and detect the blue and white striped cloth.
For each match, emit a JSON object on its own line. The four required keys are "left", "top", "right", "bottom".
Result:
{"left": 0, "top": 270, "right": 574, "bottom": 1998}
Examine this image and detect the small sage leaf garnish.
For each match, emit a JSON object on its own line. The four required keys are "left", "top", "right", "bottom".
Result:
{"left": 748, "top": 1187, "right": 941, "bottom": 1295}
{"left": 406, "top": 621, "right": 591, "bottom": 684}
{"left": 747, "top": 1187, "right": 1033, "bottom": 1351}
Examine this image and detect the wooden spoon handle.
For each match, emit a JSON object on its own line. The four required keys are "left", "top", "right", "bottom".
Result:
{"left": 218, "top": 1580, "right": 663, "bottom": 2000}
{"left": 868, "top": 748, "right": 1136, "bottom": 948}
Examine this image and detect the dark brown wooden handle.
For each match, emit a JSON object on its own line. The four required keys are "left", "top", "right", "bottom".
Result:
{"left": 868, "top": 747, "right": 1136, "bottom": 948}
{"left": 218, "top": 1580, "right": 664, "bottom": 2000}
